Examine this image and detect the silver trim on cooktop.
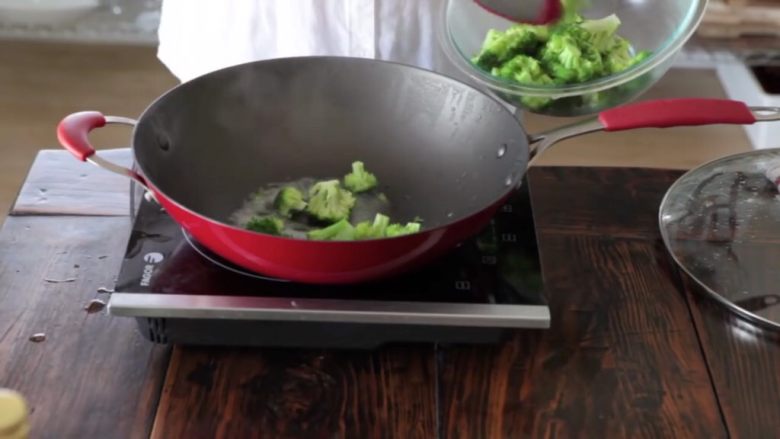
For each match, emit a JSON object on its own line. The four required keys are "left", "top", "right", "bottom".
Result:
{"left": 108, "top": 293, "right": 550, "bottom": 328}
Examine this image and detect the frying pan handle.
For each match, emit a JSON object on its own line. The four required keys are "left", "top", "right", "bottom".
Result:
{"left": 56, "top": 111, "right": 150, "bottom": 191}
{"left": 529, "top": 99, "right": 777, "bottom": 159}
{"left": 598, "top": 99, "right": 758, "bottom": 131}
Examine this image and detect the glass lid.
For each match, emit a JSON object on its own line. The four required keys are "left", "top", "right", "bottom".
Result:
{"left": 659, "top": 148, "right": 780, "bottom": 330}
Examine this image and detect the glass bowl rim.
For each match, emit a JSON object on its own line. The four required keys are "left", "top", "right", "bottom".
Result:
{"left": 438, "top": 0, "right": 709, "bottom": 98}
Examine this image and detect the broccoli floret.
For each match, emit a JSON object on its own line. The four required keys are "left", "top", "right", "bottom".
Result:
{"left": 601, "top": 37, "right": 632, "bottom": 73}
{"left": 474, "top": 0, "right": 651, "bottom": 96}
{"left": 541, "top": 32, "right": 603, "bottom": 83}
{"left": 541, "top": 33, "right": 580, "bottom": 69}
{"left": 306, "top": 179, "right": 356, "bottom": 223}
{"left": 580, "top": 45, "right": 605, "bottom": 78}
{"left": 491, "top": 54, "right": 554, "bottom": 86}
{"left": 520, "top": 95, "right": 554, "bottom": 110}
{"left": 352, "top": 214, "right": 422, "bottom": 239}
{"left": 471, "top": 29, "right": 503, "bottom": 69}
{"left": 579, "top": 14, "right": 621, "bottom": 52}
{"left": 630, "top": 50, "right": 651, "bottom": 67}
{"left": 581, "top": 90, "right": 607, "bottom": 108}
{"left": 386, "top": 222, "right": 422, "bottom": 237}
{"left": 343, "top": 161, "right": 378, "bottom": 193}
{"left": 274, "top": 187, "right": 307, "bottom": 217}
{"left": 245, "top": 215, "right": 284, "bottom": 235}
{"left": 559, "top": 0, "right": 586, "bottom": 24}
{"left": 472, "top": 25, "right": 549, "bottom": 70}
{"left": 355, "top": 213, "right": 391, "bottom": 239}
{"left": 602, "top": 37, "right": 651, "bottom": 74}
{"left": 307, "top": 218, "right": 356, "bottom": 241}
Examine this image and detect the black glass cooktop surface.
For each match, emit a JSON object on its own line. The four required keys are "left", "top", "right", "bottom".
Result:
{"left": 108, "top": 178, "right": 550, "bottom": 349}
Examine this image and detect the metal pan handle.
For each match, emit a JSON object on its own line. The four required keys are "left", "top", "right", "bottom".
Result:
{"left": 529, "top": 98, "right": 775, "bottom": 159}
{"left": 56, "top": 111, "right": 150, "bottom": 191}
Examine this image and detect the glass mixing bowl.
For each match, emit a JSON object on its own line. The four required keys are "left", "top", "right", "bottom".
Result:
{"left": 439, "top": 0, "right": 708, "bottom": 116}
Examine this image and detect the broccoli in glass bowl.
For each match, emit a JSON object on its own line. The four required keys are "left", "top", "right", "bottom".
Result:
{"left": 439, "top": 0, "right": 707, "bottom": 116}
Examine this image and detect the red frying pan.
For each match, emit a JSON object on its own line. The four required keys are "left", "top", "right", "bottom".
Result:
{"left": 57, "top": 57, "right": 779, "bottom": 284}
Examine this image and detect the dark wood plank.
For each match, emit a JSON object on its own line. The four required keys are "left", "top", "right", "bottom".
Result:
{"left": 439, "top": 234, "right": 726, "bottom": 439}
{"left": 151, "top": 345, "right": 437, "bottom": 439}
{"left": 10, "top": 149, "right": 779, "bottom": 439}
{"left": 684, "top": 275, "right": 780, "bottom": 439}
{"left": 533, "top": 235, "right": 697, "bottom": 335}
{"left": 527, "top": 166, "right": 684, "bottom": 238}
{"left": 11, "top": 148, "right": 133, "bottom": 216}
{"left": 0, "top": 216, "right": 169, "bottom": 439}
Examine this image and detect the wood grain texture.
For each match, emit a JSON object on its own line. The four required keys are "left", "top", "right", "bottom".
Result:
{"left": 0, "top": 216, "right": 169, "bottom": 439}
{"left": 0, "top": 40, "right": 176, "bottom": 222}
{"left": 7, "top": 149, "right": 780, "bottom": 438}
{"left": 439, "top": 235, "right": 726, "bottom": 439}
{"left": 684, "top": 275, "right": 780, "bottom": 439}
{"left": 11, "top": 148, "right": 133, "bottom": 216}
{"left": 527, "top": 167, "right": 683, "bottom": 238}
{"left": 151, "top": 345, "right": 437, "bottom": 439}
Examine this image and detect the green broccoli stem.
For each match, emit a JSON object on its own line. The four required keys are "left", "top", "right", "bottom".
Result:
{"left": 307, "top": 218, "right": 356, "bottom": 241}
{"left": 343, "top": 161, "right": 378, "bottom": 193}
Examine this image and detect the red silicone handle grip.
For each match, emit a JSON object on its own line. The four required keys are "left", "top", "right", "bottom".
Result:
{"left": 56, "top": 111, "right": 106, "bottom": 161}
{"left": 598, "top": 99, "right": 757, "bottom": 132}
{"left": 474, "top": 0, "right": 562, "bottom": 24}
{"left": 539, "top": 0, "right": 563, "bottom": 25}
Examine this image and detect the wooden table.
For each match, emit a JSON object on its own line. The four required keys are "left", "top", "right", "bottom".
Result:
{"left": 1, "top": 149, "right": 779, "bottom": 439}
